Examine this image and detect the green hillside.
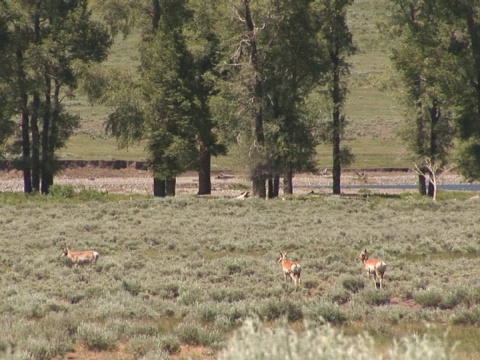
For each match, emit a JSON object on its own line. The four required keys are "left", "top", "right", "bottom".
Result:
{"left": 62, "top": 0, "right": 407, "bottom": 169}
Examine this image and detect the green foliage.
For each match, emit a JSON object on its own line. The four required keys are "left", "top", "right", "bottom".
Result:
{"left": 49, "top": 185, "right": 76, "bottom": 198}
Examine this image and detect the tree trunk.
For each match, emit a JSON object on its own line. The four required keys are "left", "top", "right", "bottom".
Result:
{"left": 244, "top": 0, "right": 266, "bottom": 199}
{"left": 283, "top": 169, "right": 293, "bottom": 195}
{"left": 332, "top": 56, "right": 342, "bottom": 195}
{"left": 41, "top": 72, "right": 52, "bottom": 194}
{"left": 16, "top": 47, "right": 32, "bottom": 193}
{"left": 198, "top": 142, "right": 211, "bottom": 195}
{"left": 153, "top": 177, "right": 166, "bottom": 197}
{"left": 418, "top": 173, "right": 427, "bottom": 195}
{"left": 152, "top": 0, "right": 161, "bottom": 32}
{"left": 252, "top": 177, "right": 266, "bottom": 198}
{"left": 428, "top": 180, "right": 435, "bottom": 199}
{"left": 268, "top": 177, "right": 279, "bottom": 198}
{"left": 30, "top": 93, "right": 40, "bottom": 192}
{"left": 273, "top": 175, "right": 280, "bottom": 197}
{"left": 166, "top": 178, "right": 176, "bottom": 196}
{"left": 20, "top": 94, "right": 32, "bottom": 194}
{"left": 48, "top": 79, "right": 61, "bottom": 189}
{"left": 30, "top": 9, "right": 41, "bottom": 192}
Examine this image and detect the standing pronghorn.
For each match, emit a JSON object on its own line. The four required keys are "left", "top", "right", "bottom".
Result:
{"left": 62, "top": 247, "right": 100, "bottom": 265}
{"left": 356, "top": 249, "right": 386, "bottom": 289}
{"left": 278, "top": 252, "right": 301, "bottom": 287}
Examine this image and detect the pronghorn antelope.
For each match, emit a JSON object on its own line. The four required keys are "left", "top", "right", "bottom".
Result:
{"left": 356, "top": 249, "right": 386, "bottom": 289}
{"left": 62, "top": 247, "right": 99, "bottom": 265}
{"left": 278, "top": 252, "right": 301, "bottom": 287}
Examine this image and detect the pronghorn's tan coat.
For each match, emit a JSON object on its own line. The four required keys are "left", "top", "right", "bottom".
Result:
{"left": 356, "top": 249, "right": 386, "bottom": 289}
{"left": 62, "top": 247, "right": 99, "bottom": 265}
{"left": 278, "top": 252, "right": 301, "bottom": 287}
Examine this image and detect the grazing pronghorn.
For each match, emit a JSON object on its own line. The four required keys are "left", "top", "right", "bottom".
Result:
{"left": 278, "top": 252, "right": 301, "bottom": 287}
{"left": 356, "top": 249, "right": 386, "bottom": 289}
{"left": 62, "top": 247, "right": 99, "bottom": 265}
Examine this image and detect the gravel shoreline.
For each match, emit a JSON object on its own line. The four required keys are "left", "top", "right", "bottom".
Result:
{"left": 0, "top": 168, "right": 471, "bottom": 196}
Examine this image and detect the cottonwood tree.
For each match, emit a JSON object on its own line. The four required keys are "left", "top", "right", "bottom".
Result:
{"left": 220, "top": 0, "right": 327, "bottom": 198}
{"left": 387, "top": 0, "right": 455, "bottom": 197}
{"left": 2, "top": 0, "right": 111, "bottom": 193}
{"left": 87, "top": 0, "right": 226, "bottom": 196}
{"left": 315, "top": 0, "right": 356, "bottom": 195}
{"left": 0, "top": 10, "right": 15, "bottom": 155}
{"left": 262, "top": 0, "right": 326, "bottom": 196}
{"left": 438, "top": 1, "right": 480, "bottom": 180}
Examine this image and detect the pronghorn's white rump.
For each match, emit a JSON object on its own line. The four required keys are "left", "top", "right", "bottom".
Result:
{"left": 356, "top": 249, "right": 386, "bottom": 289}
{"left": 278, "top": 252, "right": 302, "bottom": 287}
{"left": 62, "top": 247, "right": 99, "bottom": 265}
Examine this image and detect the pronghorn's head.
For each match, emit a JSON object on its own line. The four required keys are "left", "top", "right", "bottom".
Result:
{"left": 356, "top": 249, "right": 369, "bottom": 262}
{"left": 61, "top": 248, "right": 70, "bottom": 257}
{"left": 278, "top": 252, "right": 287, "bottom": 263}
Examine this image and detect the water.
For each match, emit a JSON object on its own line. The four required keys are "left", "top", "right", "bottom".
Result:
{"left": 297, "top": 184, "right": 480, "bottom": 192}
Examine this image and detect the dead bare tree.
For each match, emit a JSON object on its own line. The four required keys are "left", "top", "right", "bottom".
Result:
{"left": 412, "top": 158, "right": 455, "bottom": 201}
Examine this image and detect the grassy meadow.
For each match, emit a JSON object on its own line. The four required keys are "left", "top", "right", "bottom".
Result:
{"left": 1, "top": 192, "right": 480, "bottom": 359}
{"left": 61, "top": 0, "right": 407, "bottom": 169}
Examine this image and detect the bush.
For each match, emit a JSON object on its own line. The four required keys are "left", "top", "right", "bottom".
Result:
{"left": 361, "top": 289, "right": 391, "bottom": 306}
{"left": 257, "top": 300, "right": 303, "bottom": 322}
{"left": 175, "top": 322, "right": 219, "bottom": 346}
{"left": 342, "top": 276, "right": 365, "bottom": 293}
{"left": 218, "top": 319, "right": 455, "bottom": 360}
{"left": 49, "top": 185, "right": 76, "bottom": 198}
{"left": 304, "top": 300, "right": 348, "bottom": 325}
{"left": 126, "top": 335, "right": 162, "bottom": 359}
{"left": 440, "top": 287, "right": 468, "bottom": 309}
{"left": 327, "top": 286, "right": 351, "bottom": 305}
{"left": 450, "top": 306, "right": 480, "bottom": 325}
{"left": 77, "top": 322, "right": 117, "bottom": 351}
{"left": 414, "top": 288, "right": 443, "bottom": 308}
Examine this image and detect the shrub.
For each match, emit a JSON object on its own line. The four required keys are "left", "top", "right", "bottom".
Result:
{"left": 210, "top": 289, "right": 246, "bottom": 303}
{"left": 77, "top": 322, "right": 117, "bottom": 351}
{"left": 414, "top": 288, "right": 443, "bottom": 308}
{"left": 175, "top": 322, "right": 219, "bottom": 346}
{"left": 126, "top": 335, "right": 162, "bottom": 359}
{"left": 219, "top": 319, "right": 455, "bottom": 360}
{"left": 304, "top": 300, "right": 348, "bottom": 325}
{"left": 450, "top": 306, "right": 480, "bottom": 325}
{"left": 361, "top": 289, "right": 391, "bottom": 306}
{"left": 342, "top": 276, "right": 365, "bottom": 293}
{"left": 257, "top": 300, "right": 303, "bottom": 322}
{"left": 219, "top": 320, "right": 375, "bottom": 360}
{"left": 440, "top": 287, "right": 468, "bottom": 310}
{"left": 49, "top": 185, "right": 76, "bottom": 198}
{"left": 327, "top": 286, "right": 351, "bottom": 305}
{"left": 122, "top": 280, "right": 142, "bottom": 296}
{"left": 158, "top": 334, "right": 181, "bottom": 354}
{"left": 388, "top": 333, "right": 456, "bottom": 360}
